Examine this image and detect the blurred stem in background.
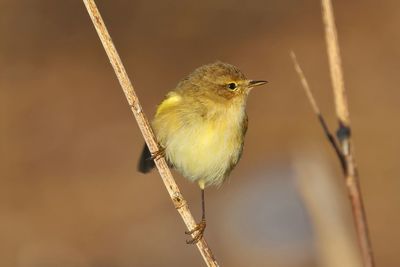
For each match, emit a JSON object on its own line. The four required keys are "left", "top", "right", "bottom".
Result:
{"left": 294, "top": 150, "right": 362, "bottom": 267}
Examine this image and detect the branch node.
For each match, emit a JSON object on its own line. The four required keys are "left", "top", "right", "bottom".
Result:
{"left": 172, "top": 192, "right": 187, "bottom": 210}
{"left": 336, "top": 120, "right": 351, "bottom": 155}
{"left": 130, "top": 102, "right": 142, "bottom": 114}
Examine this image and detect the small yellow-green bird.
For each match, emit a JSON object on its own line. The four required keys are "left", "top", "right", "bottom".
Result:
{"left": 138, "top": 61, "right": 267, "bottom": 243}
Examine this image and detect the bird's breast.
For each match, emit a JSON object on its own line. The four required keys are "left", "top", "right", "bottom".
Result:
{"left": 156, "top": 101, "right": 247, "bottom": 187}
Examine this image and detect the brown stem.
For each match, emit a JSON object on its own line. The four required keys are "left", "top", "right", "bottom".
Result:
{"left": 290, "top": 52, "right": 346, "bottom": 172}
{"left": 321, "top": 1, "right": 375, "bottom": 266}
{"left": 82, "top": 1, "right": 219, "bottom": 266}
{"left": 291, "top": 50, "right": 374, "bottom": 267}
{"left": 291, "top": 1, "right": 375, "bottom": 266}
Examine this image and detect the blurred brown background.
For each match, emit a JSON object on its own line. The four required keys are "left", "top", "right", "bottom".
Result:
{"left": 1, "top": 0, "right": 399, "bottom": 266}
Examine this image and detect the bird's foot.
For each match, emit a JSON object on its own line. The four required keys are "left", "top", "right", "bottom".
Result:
{"left": 185, "top": 219, "right": 206, "bottom": 244}
{"left": 150, "top": 147, "right": 165, "bottom": 161}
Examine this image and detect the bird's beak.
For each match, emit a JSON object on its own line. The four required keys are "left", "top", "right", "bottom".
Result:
{"left": 248, "top": 80, "right": 268, "bottom": 88}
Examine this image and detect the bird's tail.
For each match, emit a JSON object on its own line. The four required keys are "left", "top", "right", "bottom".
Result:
{"left": 137, "top": 144, "right": 155, "bottom": 173}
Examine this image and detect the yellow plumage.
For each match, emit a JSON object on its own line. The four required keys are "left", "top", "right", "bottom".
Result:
{"left": 153, "top": 91, "right": 247, "bottom": 188}
{"left": 138, "top": 61, "right": 266, "bottom": 189}
{"left": 137, "top": 61, "right": 267, "bottom": 244}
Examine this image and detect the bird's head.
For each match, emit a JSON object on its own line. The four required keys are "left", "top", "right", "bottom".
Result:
{"left": 182, "top": 61, "right": 267, "bottom": 103}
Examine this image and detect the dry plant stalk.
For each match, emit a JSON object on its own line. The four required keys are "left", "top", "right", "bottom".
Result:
{"left": 290, "top": 1, "right": 375, "bottom": 265}
{"left": 291, "top": 52, "right": 374, "bottom": 266}
{"left": 290, "top": 52, "right": 346, "bottom": 171}
{"left": 82, "top": 1, "right": 219, "bottom": 266}
{"left": 321, "top": 0, "right": 375, "bottom": 266}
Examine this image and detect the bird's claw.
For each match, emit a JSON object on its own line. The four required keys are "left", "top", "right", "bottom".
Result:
{"left": 185, "top": 219, "right": 206, "bottom": 244}
{"left": 150, "top": 147, "right": 165, "bottom": 161}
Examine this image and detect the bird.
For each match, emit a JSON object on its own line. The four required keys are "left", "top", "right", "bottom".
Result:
{"left": 138, "top": 61, "right": 267, "bottom": 244}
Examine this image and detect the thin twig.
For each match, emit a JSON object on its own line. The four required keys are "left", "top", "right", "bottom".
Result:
{"left": 82, "top": 1, "right": 219, "bottom": 266}
{"left": 321, "top": 1, "right": 375, "bottom": 267}
{"left": 321, "top": 0, "right": 349, "bottom": 127}
{"left": 290, "top": 51, "right": 346, "bottom": 171}
{"left": 291, "top": 1, "right": 374, "bottom": 266}
{"left": 291, "top": 51, "right": 374, "bottom": 266}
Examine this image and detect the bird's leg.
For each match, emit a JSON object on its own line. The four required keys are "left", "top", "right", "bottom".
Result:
{"left": 150, "top": 146, "right": 165, "bottom": 161}
{"left": 185, "top": 189, "right": 206, "bottom": 244}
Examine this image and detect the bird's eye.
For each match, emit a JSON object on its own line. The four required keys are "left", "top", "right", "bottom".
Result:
{"left": 227, "top": 82, "right": 237, "bottom": 90}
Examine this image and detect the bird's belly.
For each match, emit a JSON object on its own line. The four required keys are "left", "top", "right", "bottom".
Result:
{"left": 165, "top": 121, "right": 242, "bottom": 187}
